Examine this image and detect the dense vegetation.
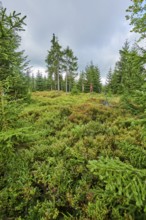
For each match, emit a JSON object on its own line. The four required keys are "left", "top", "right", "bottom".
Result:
{"left": 0, "top": 91, "right": 146, "bottom": 219}
{"left": 0, "top": 0, "right": 146, "bottom": 219}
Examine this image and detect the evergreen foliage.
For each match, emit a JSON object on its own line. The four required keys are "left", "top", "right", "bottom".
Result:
{"left": 105, "top": 67, "right": 113, "bottom": 93}
{"left": 107, "top": 41, "right": 145, "bottom": 94}
{"left": 63, "top": 46, "right": 78, "bottom": 92}
{"left": 45, "top": 34, "right": 64, "bottom": 91}
{"left": 1, "top": 91, "right": 146, "bottom": 219}
{"left": 1, "top": 1, "right": 146, "bottom": 219}
{"left": 35, "top": 71, "right": 46, "bottom": 91}
{"left": 45, "top": 34, "right": 78, "bottom": 92}
{"left": 78, "top": 71, "right": 86, "bottom": 92}
{"left": 0, "top": 6, "right": 29, "bottom": 100}
{"left": 82, "top": 62, "right": 102, "bottom": 93}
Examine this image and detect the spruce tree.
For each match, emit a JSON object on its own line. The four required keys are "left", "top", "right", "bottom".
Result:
{"left": 105, "top": 67, "right": 113, "bottom": 92}
{"left": 63, "top": 46, "right": 78, "bottom": 92}
{"left": 110, "top": 42, "right": 145, "bottom": 94}
{"left": 110, "top": 65, "right": 122, "bottom": 94}
{"left": 114, "top": 40, "right": 130, "bottom": 93}
{"left": 84, "top": 62, "right": 101, "bottom": 93}
{"left": 0, "top": 5, "right": 29, "bottom": 100}
{"left": 45, "top": 34, "right": 63, "bottom": 91}
{"left": 30, "top": 73, "right": 36, "bottom": 92}
{"left": 125, "top": 45, "right": 145, "bottom": 91}
{"left": 35, "top": 71, "right": 45, "bottom": 91}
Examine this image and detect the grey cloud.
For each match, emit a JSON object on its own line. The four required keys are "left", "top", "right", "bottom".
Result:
{"left": 3, "top": 0, "right": 137, "bottom": 78}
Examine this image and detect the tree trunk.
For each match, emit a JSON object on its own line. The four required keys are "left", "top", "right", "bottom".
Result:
{"left": 82, "top": 83, "right": 84, "bottom": 92}
{"left": 57, "top": 72, "right": 60, "bottom": 91}
{"left": 66, "top": 72, "right": 68, "bottom": 93}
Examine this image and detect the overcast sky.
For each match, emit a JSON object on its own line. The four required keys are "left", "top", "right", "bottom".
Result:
{"left": 3, "top": 0, "right": 137, "bottom": 82}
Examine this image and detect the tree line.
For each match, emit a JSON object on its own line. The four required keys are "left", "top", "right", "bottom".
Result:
{"left": 26, "top": 33, "right": 102, "bottom": 94}
{"left": 0, "top": 0, "right": 146, "bottom": 100}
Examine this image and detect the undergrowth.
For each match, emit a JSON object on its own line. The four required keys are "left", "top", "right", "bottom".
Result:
{"left": 0, "top": 91, "right": 146, "bottom": 219}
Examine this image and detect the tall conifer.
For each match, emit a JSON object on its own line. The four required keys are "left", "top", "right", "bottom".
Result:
{"left": 45, "top": 34, "right": 63, "bottom": 91}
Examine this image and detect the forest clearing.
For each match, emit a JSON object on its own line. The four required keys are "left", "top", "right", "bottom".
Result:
{"left": 0, "top": 0, "right": 146, "bottom": 219}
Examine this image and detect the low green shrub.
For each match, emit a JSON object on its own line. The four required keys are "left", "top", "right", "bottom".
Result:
{"left": 0, "top": 91, "right": 146, "bottom": 219}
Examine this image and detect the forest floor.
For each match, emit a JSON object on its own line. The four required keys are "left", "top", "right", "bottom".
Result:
{"left": 1, "top": 91, "right": 146, "bottom": 219}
